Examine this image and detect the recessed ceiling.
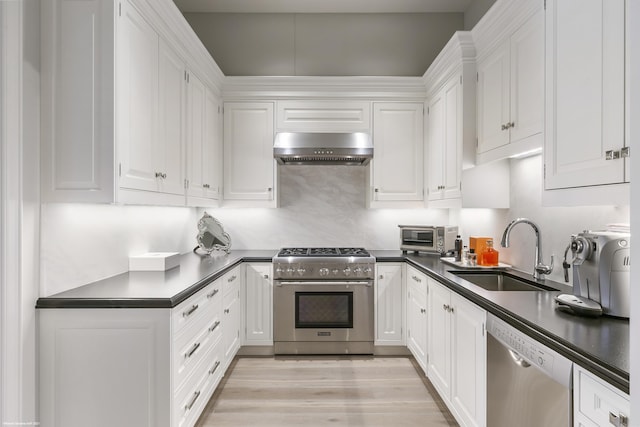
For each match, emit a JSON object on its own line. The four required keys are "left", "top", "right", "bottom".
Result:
{"left": 174, "top": 0, "right": 475, "bottom": 14}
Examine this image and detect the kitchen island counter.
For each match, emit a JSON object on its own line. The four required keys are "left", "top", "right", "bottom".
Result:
{"left": 372, "top": 250, "right": 630, "bottom": 394}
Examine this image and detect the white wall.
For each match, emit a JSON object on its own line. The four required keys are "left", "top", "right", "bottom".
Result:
{"left": 40, "top": 204, "right": 200, "bottom": 296}
{"left": 452, "top": 155, "right": 630, "bottom": 284}
{"left": 207, "top": 165, "right": 449, "bottom": 249}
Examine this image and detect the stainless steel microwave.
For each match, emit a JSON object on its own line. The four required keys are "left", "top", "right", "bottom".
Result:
{"left": 399, "top": 225, "right": 458, "bottom": 254}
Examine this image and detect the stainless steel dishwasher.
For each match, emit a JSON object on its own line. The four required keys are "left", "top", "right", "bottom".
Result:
{"left": 487, "top": 313, "right": 573, "bottom": 427}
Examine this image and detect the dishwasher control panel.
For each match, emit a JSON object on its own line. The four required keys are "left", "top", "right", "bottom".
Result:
{"left": 487, "top": 313, "right": 573, "bottom": 387}
{"left": 489, "top": 317, "right": 554, "bottom": 376}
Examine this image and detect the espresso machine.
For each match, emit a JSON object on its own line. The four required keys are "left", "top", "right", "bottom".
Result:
{"left": 555, "top": 230, "right": 630, "bottom": 318}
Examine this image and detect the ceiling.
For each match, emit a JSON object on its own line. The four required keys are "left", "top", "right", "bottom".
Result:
{"left": 173, "top": 0, "right": 476, "bottom": 14}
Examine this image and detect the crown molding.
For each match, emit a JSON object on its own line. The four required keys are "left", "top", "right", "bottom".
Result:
{"left": 423, "top": 31, "right": 476, "bottom": 96}
{"left": 222, "top": 76, "right": 427, "bottom": 100}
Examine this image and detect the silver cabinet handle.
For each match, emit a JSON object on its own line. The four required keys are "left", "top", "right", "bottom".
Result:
{"left": 379, "top": 274, "right": 384, "bottom": 279}
{"left": 263, "top": 274, "right": 269, "bottom": 279}
{"left": 203, "top": 183, "right": 210, "bottom": 189}
{"left": 207, "top": 288, "right": 219, "bottom": 299}
{"left": 412, "top": 275, "right": 421, "bottom": 283}
{"left": 228, "top": 275, "right": 237, "bottom": 283}
{"left": 224, "top": 308, "right": 230, "bottom": 314}
{"left": 209, "top": 320, "right": 221, "bottom": 332}
{"left": 609, "top": 412, "right": 628, "bottom": 427}
{"left": 185, "top": 390, "right": 201, "bottom": 411}
{"left": 420, "top": 308, "right": 426, "bottom": 313}
{"left": 185, "top": 342, "right": 201, "bottom": 358}
{"left": 209, "top": 360, "right": 221, "bottom": 375}
{"left": 155, "top": 172, "right": 167, "bottom": 179}
{"left": 182, "top": 304, "right": 199, "bottom": 318}
{"left": 443, "top": 304, "right": 448, "bottom": 311}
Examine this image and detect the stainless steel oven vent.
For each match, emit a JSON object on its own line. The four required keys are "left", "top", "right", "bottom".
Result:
{"left": 274, "top": 132, "right": 373, "bottom": 166}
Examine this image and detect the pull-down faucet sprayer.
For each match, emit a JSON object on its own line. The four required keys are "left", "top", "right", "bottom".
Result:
{"left": 501, "top": 218, "right": 554, "bottom": 280}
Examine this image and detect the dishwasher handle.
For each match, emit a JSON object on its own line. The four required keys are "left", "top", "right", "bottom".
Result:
{"left": 508, "top": 349, "right": 531, "bottom": 368}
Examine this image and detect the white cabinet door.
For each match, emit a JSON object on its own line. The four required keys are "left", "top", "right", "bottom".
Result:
{"left": 406, "top": 266, "right": 428, "bottom": 371}
{"left": 223, "top": 102, "right": 275, "bottom": 201}
{"left": 117, "top": 0, "right": 159, "bottom": 193}
{"left": 477, "top": 43, "right": 510, "bottom": 154}
{"left": 245, "top": 263, "right": 273, "bottom": 345}
{"left": 451, "top": 293, "right": 486, "bottom": 427}
{"left": 476, "top": 8, "right": 543, "bottom": 160}
{"left": 222, "top": 267, "right": 242, "bottom": 369}
{"left": 427, "top": 75, "right": 462, "bottom": 202}
{"left": 203, "top": 90, "right": 222, "bottom": 200}
{"left": 186, "top": 71, "right": 207, "bottom": 198}
{"left": 157, "top": 38, "right": 186, "bottom": 196}
{"left": 574, "top": 365, "right": 630, "bottom": 427}
{"left": 428, "top": 278, "right": 487, "bottom": 427}
{"left": 509, "top": 9, "right": 544, "bottom": 144}
{"left": 544, "top": 0, "right": 626, "bottom": 189}
{"left": 427, "top": 279, "right": 452, "bottom": 399}
{"left": 426, "top": 92, "right": 445, "bottom": 200}
{"left": 375, "top": 264, "right": 404, "bottom": 346}
{"left": 371, "top": 102, "right": 424, "bottom": 202}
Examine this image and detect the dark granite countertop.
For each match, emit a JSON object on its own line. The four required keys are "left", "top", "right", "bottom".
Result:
{"left": 36, "top": 248, "right": 629, "bottom": 393}
{"left": 36, "top": 250, "right": 277, "bottom": 309}
{"left": 371, "top": 250, "right": 629, "bottom": 394}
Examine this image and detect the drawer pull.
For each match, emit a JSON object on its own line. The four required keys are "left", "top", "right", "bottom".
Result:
{"left": 228, "top": 275, "right": 237, "bottom": 283}
{"left": 185, "top": 390, "right": 201, "bottom": 411}
{"left": 224, "top": 308, "right": 230, "bottom": 314}
{"left": 209, "top": 320, "right": 221, "bottom": 332}
{"left": 182, "top": 304, "right": 199, "bottom": 318}
{"left": 412, "top": 275, "right": 421, "bottom": 283}
{"left": 209, "top": 360, "right": 221, "bottom": 375}
{"left": 207, "top": 289, "right": 219, "bottom": 299}
{"left": 185, "top": 342, "right": 201, "bottom": 358}
{"left": 609, "top": 412, "right": 628, "bottom": 427}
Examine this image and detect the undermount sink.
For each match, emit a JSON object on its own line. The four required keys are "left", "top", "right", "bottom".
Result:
{"left": 449, "top": 270, "right": 555, "bottom": 292}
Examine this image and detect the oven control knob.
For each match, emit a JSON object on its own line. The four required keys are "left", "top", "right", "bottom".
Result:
{"left": 332, "top": 269, "right": 339, "bottom": 275}
{"left": 353, "top": 267, "right": 362, "bottom": 274}
{"left": 297, "top": 267, "right": 306, "bottom": 276}
{"left": 286, "top": 267, "right": 295, "bottom": 274}
{"left": 275, "top": 267, "right": 284, "bottom": 274}
{"left": 363, "top": 267, "right": 372, "bottom": 274}
{"left": 319, "top": 268, "right": 329, "bottom": 276}
{"left": 343, "top": 267, "right": 352, "bottom": 276}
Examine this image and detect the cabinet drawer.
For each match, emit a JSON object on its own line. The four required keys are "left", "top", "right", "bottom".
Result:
{"left": 222, "top": 267, "right": 241, "bottom": 297}
{"left": 172, "top": 279, "right": 222, "bottom": 335}
{"left": 574, "top": 366, "right": 630, "bottom": 427}
{"left": 173, "top": 314, "right": 222, "bottom": 389}
{"left": 175, "top": 340, "right": 224, "bottom": 427}
{"left": 276, "top": 100, "right": 371, "bottom": 132}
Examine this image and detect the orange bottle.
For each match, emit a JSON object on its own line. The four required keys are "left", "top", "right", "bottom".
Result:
{"left": 479, "top": 239, "right": 499, "bottom": 266}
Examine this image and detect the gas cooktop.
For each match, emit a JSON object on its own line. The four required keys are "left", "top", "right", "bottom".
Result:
{"left": 276, "top": 247, "right": 371, "bottom": 257}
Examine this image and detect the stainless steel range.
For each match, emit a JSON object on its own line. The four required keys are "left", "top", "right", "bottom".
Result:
{"left": 273, "top": 247, "right": 375, "bottom": 355}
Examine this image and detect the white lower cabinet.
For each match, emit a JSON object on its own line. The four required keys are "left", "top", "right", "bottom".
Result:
{"left": 39, "top": 275, "right": 231, "bottom": 427}
{"left": 574, "top": 365, "right": 630, "bottom": 427}
{"left": 375, "top": 263, "right": 405, "bottom": 346}
{"left": 428, "top": 278, "right": 486, "bottom": 427}
{"left": 244, "top": 263, "right": 273, "bottom": 345}
{"left": 405, "top": 265, "right": 428, "bottom": 370}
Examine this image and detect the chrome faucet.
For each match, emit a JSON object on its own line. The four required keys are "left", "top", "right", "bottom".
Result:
{"left": 501, "top": 218, "right": 554, "bottom": 280}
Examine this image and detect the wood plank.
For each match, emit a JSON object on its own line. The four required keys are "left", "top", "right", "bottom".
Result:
{"left": 195, "top": 356, "right": 458, "bottom": 427}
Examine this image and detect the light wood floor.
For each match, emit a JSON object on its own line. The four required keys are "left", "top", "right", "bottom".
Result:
{"left": 195, "top": 356, "right": 458, "bottom": 427}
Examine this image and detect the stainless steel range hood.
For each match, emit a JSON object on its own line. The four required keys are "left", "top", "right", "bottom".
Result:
{"left": 274, "top": 132, "right": 373, "bottom": 166}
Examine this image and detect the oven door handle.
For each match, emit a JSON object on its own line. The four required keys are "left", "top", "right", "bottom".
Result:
{"left": 275, "top": 281, "right": 372, "bottom": 287}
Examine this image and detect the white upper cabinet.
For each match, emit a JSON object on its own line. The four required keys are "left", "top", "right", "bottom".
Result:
{"left": 117, "top": 1, "right": 160, "bottom": 194}
{"left": 157, "top": 39, "right": 187, "bottom": 197}
{"left": 474, "top": 2, "right": 544, "bottom": 163}
{"left": 41, "top": 0, "right": 223, "bottom": 206}
{"left": 223, "top": 102, "right": 276, "bottom": 205}
{"left": 427, "top": 75, "right": 463, "bottom": 202}
{"left": 368, "top": 102, "right": 424, "bottom": 206}
{"left": 544, "top": 0, "right": 627, "bottom": 191}
{"left": 276, "top": 100, "right": 371, "bottom": 132}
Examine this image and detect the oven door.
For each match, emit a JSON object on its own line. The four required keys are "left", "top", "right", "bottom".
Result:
{"left": 273, "top": 281, "right": 374, "bottom": 345}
